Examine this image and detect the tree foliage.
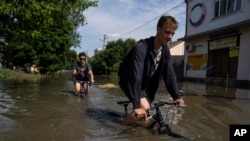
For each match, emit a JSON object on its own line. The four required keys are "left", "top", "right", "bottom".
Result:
{"left": 0, "top": 0, "right": 98, "bottom": 73}
{"left": 89, "top": 38, "right": 136, "bottom": 75}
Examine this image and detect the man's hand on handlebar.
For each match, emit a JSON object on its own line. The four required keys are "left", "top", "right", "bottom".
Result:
{"left": 79, "top": 67, "right": 84, "bottom": 72}
{"left": 175, "top": 98, "right": 185, "bottom": 106}
{"left": 133, "top": 108, "right": 148, "bottom": 121}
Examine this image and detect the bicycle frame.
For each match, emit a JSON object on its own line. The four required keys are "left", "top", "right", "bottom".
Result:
{"left": 153, "top": 102, "right": 177, "bottom": 134}
{"left": 117, "top": 100, "right": 188, "bottom": 139}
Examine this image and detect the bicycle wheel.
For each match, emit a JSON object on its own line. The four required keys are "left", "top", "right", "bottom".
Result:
{"left": 79, "top": 87, "right": 84, "bottom": 98}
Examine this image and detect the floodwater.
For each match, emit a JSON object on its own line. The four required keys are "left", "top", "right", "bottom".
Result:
{"left": 0, "top": 73, "right": 250, "bottom": 141}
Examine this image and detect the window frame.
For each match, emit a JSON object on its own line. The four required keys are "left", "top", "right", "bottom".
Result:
{"left": 213, "top": 0, "right": 242, "bottom": 18}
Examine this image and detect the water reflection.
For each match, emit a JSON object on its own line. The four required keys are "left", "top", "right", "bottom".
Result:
{"left": 179, "top": 83, "right": 250, "bottom": 141}
{"left": 0, "top": 74, "right": 249, "bottom": 141}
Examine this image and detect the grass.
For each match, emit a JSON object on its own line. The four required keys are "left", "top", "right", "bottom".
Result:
{"left": 0, "top": 68, "right": 42, "bottom": 81}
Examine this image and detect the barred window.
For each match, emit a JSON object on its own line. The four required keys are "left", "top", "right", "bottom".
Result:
{"left": 214, "top": 0, "right": 242, "bottom": 18}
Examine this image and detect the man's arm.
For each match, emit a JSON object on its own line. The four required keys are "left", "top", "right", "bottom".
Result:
{"left": 128, "top": 42, "right": 147, "bottom": 109}
{"left": 72, "top": 65, "right": 79, "bottom": 77}
{"left": 163, "top": 49, "right": 184, "bottom": 104}
{"left": 88, "top": 70, "right": 95, "bottom": 83}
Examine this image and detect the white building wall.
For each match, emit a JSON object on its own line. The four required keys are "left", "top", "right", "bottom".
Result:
{"left": 184, "top": 0, "right": 250, "bottom": 86}
{"left": 237, "top": 26, "right": 250, "bottom": 80}
{"left": 184, "top": 36, "right": 209, "bottom": 78}
{"left": 187, "top": 0, "right": 250, "bottom": 36}
{"left": 170, "top": 41, "right": 185, "bottom": 56}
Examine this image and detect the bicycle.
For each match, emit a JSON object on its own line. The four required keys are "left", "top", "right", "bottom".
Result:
{"left": 75, "top": 80, "right": 91, "bottom": 98}
{"left": 117, "top": 100, "right": 189, "bottom": 140}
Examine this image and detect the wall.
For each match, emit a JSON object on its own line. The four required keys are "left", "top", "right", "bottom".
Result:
{"left": 186, "top": 0, "right": 250, "bottom": 36}
{"left": 237, "top": 26, "right": 250, "bottom": 80}
{"left": 170, "top": 41, "right": 185, "bottom": 56}
{"left": 184, "top": 36, "right": 208, "bottom": 78}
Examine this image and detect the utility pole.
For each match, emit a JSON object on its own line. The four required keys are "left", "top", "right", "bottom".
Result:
{"left": 100, "top": 34, "right": 108, "bottom": 50}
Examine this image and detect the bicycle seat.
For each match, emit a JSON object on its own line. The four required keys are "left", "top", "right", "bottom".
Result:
{"left": 117, "top": 100, "right": 131, "bottom": 106}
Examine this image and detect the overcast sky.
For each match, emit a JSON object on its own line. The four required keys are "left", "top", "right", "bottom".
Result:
{"left": 74, "top": 0, "right": 186, "bottom": 57}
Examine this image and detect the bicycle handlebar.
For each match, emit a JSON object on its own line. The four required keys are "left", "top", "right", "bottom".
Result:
{"left": 117, "top": 100, "right": 186, "bottom": 108}
{"left": 154, "top": 101, "right": 176, "bottom": 107}
{"left": 154, "top": 101, "right": 186, "bottom": 108}
{"left": 117, "top": 100, "right": 131, "bottom": 105}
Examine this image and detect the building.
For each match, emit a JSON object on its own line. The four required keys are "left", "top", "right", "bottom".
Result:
{"left": 183, "top": 0, "right": 250, "bottom": 88}
{"left": 169, "top": 40, "right": 185, "bottom": 82}
{"left": 94, "top": 47, "right": 103, "bottom": 55}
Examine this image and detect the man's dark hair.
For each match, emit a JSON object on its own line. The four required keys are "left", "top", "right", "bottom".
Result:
{"left": 78, "top": 52, "right": 86, "bottom": 58}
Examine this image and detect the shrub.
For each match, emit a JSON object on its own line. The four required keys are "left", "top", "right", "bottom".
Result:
{"left": 0, "top": 68, "right": 11, "bottom": 79}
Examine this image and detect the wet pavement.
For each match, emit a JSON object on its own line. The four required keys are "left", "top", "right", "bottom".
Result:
{"left": 0, "top": 73, "right": 250, "bottom": 141}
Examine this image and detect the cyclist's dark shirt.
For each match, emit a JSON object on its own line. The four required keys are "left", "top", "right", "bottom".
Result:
{"left": 119, "top": 36, "right": 181, "bottom": 109}
{"left": 73, "top": 62, "right": 92, "bottom": 81}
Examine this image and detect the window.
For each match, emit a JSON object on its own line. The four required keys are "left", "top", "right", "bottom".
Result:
{"left": 214, "top": 0, "right": 242, "bottom": 18}
{"left": 214, "top": 1, "right": 220, "bottom": 17}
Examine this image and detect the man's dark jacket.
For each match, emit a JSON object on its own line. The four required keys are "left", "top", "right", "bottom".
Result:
{"left": 119, "top": 36, "right": 181, "bottom": 109}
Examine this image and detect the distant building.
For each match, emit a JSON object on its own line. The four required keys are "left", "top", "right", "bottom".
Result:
{"left": 183, "top": 0, "right": 250, "bottom": 88}
{"left": 169, "top": 40, "right": 185, "bottom": 82}
{"left": 169, "top": 40, "right": 185, "bottom": 64}
{"left": 94, "top": 47, "right": 103, "bottom": 55}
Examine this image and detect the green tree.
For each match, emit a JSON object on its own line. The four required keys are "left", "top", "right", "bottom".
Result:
{"left": 89, "top": 51, "right": 107, "bottom": 75}
{"left": 66, "top": 50, "right": 78, "bottom": 70}
{"left": 0, "top": 0, "right": 98, "bottom": 73}
{"left": 90, "top": 38, "right": 136, "bottom": 75}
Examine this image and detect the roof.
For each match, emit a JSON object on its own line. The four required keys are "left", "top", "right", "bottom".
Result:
{"left": 168, "top": 40, "right": 184, "bottom": 49}
{"left": 182, "top": 20, "right": 250, "bottom": 40}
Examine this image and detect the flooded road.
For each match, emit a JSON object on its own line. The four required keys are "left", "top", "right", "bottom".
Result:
{"left": 0, "top": 73, "right": 250, "bottom": 141}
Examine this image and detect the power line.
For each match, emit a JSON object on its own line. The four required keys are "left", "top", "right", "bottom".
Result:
{"left": 127, "top": 0, "right": 162, "bottom": 20}
{"left": 128, "top": 1, "right": 154, "bottom": 18}
{"left": 106, "top": 1, "right": 156, "bottom": 36}
{"left": 119, "top": 0, "right": 164, "bottom": 35}
{"left": 120, "top": 1, "right": 185, "bottom": 38}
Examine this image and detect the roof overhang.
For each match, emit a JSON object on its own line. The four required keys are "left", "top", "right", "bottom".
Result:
{"left": 181, "top": 20, "right": 250, "bottom": 41}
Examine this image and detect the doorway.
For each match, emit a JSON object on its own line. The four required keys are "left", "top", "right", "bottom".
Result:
{"left": 207, "top": 48, "right": 238, "bottom": 78}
